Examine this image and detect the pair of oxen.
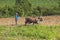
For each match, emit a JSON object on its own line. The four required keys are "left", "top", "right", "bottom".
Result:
{"left": 25, "top": 17, "right": 43, "bottom": 25}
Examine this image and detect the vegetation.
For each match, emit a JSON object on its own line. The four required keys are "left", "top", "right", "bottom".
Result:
{"left": 0, "top": 25, "right": 60, "bottom": 40}
{"left": 0, "top": 0, "right": 60, "bottom": 17}
{"left": 0, "top": 0, "right": 60, "bottom": 40}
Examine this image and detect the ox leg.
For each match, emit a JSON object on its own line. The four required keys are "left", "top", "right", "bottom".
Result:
{"left": 33, "top": 22, "right": 34, "bottom": 25}
{"left": 25, "top": 22, "right": 27, "bottom": 26}
{"left": 37, "top": 22, "right": 38, "bottom": 24}
{"left": 25, "top": 23, "right": 26, "bottom": 26}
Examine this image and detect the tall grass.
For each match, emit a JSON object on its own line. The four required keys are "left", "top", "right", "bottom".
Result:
{"left": 29, "top": 0, "right": 59, "bottom": 8}
{"left": 0, "top": 0, "right": 59, "bottom": 8}
{"left": 0, "top": 0, "right": 15, "bottom": 7}
{"left": 0, "top": 25, "right": 60, "bottom": 40}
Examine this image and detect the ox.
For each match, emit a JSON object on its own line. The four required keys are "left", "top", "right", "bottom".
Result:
{"left": 25, "top": 16, "right": 43, "bottom": 25}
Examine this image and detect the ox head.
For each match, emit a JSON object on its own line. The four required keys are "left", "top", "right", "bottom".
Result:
{"left": 38, "top": 17, "right": 43, "bottom": 21}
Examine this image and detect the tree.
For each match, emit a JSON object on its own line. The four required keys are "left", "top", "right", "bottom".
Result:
{"left": 15, "top": 0, "right": 32, "bottom": 16}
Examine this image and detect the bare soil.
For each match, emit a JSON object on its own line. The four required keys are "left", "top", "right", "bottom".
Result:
{"left": 0, "top": 16, "right": 60, "bottom": 26}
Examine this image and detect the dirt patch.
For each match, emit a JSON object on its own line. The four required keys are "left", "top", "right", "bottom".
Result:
{"left": 0, "top": 16, "right": 60, "bottom": 26}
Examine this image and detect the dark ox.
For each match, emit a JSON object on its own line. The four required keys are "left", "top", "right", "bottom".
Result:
{"left": 25, "top": 17, "right": 38, "bottom": 25}
{"left": 24, "top": 17, "right": 43, "bottom": 25}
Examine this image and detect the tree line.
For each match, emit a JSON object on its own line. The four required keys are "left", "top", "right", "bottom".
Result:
{"left": 0, "top": 0, "right": 60, "bottom": 18}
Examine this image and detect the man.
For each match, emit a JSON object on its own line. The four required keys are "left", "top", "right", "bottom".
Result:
{"left": 15, "top": 13, "right": 18, "bottom": 25}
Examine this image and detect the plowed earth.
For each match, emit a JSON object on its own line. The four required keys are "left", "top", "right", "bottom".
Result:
{"left": 0, "top": 16, "right": 60, "bottom": 26}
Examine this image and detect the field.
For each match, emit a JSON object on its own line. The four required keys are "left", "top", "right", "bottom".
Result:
{"left": 0, "top": 16, "right": 60, "bottom": 40}
{"left": 0, "top": 0, "right": 60, "bottom": 40}
{"left": 0, "top": 16, "right": 60, "bottom": 26}
{"left": 0, "top": 25, "right": 60, "bottom": 40}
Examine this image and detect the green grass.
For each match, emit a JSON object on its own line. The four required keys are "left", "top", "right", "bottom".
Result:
{"left": 0, "top": 0, "right": 59, "bottom": 8}
{"left": 0, "top": 0, "right": 15, "bottom": 8}
{"left": 29, "top": 0, "right": 59, "bottom": 8}
{"left": 0, "top": 25, "right": 60, "bottom": 40}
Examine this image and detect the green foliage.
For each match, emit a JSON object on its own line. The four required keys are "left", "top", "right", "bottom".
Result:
{"left": 0, "top": 0, "right": 60, "bottom": 17}
{"left": 15, "top": 0, "right": 32, "bottom": 16}
{"left": 0, "top": 25, "right": 60, "bottom": 40}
